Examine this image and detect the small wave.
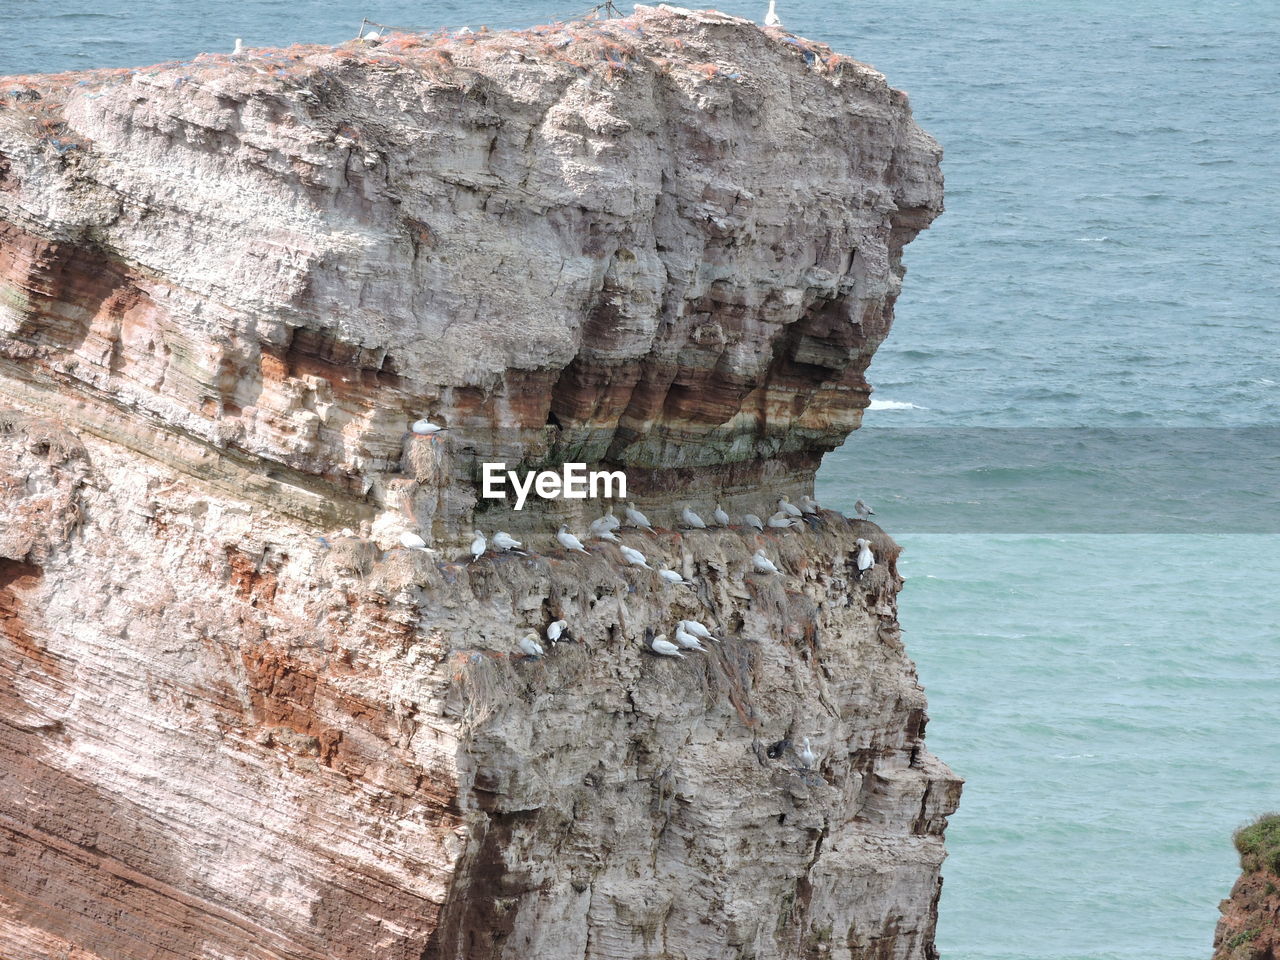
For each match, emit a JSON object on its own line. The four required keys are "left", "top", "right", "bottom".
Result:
{"left": 868, "top": 399, "right": 928, "bottom": 411}
{"left": 1076, "top": 236, "right": 1110, "bottom": 242}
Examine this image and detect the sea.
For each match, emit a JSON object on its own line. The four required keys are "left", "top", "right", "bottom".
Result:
{"left": 4, "top": 1, "right": 1278, "bottom": 957}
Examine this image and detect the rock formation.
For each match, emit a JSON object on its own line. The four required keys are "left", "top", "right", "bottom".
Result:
{"left": 0, "top": 6, "right": 958, "bottom": 959}
{"left": 1214, "top": 816, "right": 1280, "bottom": 960}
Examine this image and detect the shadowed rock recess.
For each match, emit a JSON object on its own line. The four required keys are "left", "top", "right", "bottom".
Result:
{"left": 0, "top": 6, "right": 959, "bottom": 959}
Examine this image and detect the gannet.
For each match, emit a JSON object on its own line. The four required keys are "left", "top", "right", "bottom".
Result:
{"left": 624, "top": 502, "right": 654, "bottom": 532}
{"left": 601, "top": 506, "right": 621, "bottom": 531}
{"left": 557, "top": 525, "right": 590, "bottom": 554}
{"left": 855, "top": 538, "right": 875, "bottom": 576}
{"left": 593, "top": 527, "right": 621, "bottom": 543}
{"left": 713, "top": 503, "right": 731, "bottom": 527}
{"left": 680, "top": 619, "right": 721, "bottom": 643}
{"left": 362, "top": 29, "right": 382, "bottom": 41}
{"left": 673, "top": 624, "right": 707, "bottom": 652}
{"left": 752, "top": 549, "right": 780, "bottom": 575}
{"left": 798, "top": 737, "right": 817, "bottom": 768}
{"left": 658, "top": 565, "right": 691, "bottom": 586}
{"left": 854, "top": 498, "right": 875, "bottom": 520}
{"left": 681, "top": 505, "right": 708, "bottom": 529}
{"left": 799, "top": 495, "right": 820, "bottom": 515}
{"left": 400, "top": 531, "right": 428, "bottom": 550}
{"left": 768, "top": 511, "right": 799, "bottom": 529}
{"left": 619, "top": 545, "right": 651, "bottom": 569}
{"left": 743, "top": 513, "right": 765, "bottom": 531}
{"left": 644, "top": 631, "right": 684, "bottom": 658}
{"left": 470, "top": 530, "right": 487, "bottom": 562}
{"left": 778, "top": 495, "right": 803, "bottom": 518}
{"left": 546, "top": 619, "right": 568, "bottom": 643}
{"left": 233, "top": 38, "right": 245, "bottom": 55}
{"left": 340, "top": 527, "right": 355, "bottom": 537}
{"left": 590, "top": 515, "right": 615, "bottom": 538}
{"left": 764, "top": 0, "right": 782, "bottom": 27}
{"left": 518, "top": 633, "right": 544, "bottom": 658}
{"left": 492, "top": 531, "right": 522, "bottom": 551}
{"left": 411, "top": 419, "right": 447, "bottom": 436}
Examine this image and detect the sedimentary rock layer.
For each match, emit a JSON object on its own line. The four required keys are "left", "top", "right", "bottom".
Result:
{"left": 0, "top": 7, "right": 956, "bottom": 959}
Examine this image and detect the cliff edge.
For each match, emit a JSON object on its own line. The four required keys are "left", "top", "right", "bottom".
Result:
{"left": 0, "top": 7, "right": 958, "bottom": 960}
{"left": 1215, "top": 816, "right": 1280, "bottom": 960}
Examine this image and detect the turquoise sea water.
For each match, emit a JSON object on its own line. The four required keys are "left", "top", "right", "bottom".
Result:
{"left": 6, "top": 2, "right": 1278, "bottom": 957}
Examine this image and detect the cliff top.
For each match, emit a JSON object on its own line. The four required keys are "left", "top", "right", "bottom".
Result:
{"left": 0, "top": 5, "right": 890, "bottom": 106}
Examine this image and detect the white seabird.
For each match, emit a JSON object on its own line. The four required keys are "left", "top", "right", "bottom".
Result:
{"left": 778, "top": 495, "right": 803, "bottom": 518}
{"left": 753, "top": 549, "right": 780, "bottom": 575}
{"left": 854, "top": 498, "right": 875, "bottom": 520}
{"left": 233, "top": 37, "right": 245, "bottom": 55}
{"left": 601, "top": 506, "right": 621, "bottom": 531}
{"left": 361, "top": 29, "right": 382, "bottom": 42}
{"left": 400, "top": 531, "right": 428, "bottom": 550}
{"left": 518, "top": 633, "right": 544, "bottom": 658}
{"left": 681, "top": 619, "right": 721, "bottom": 643}
{"left": 340, "top": 527, "right": 355, "bottom": 538}
{"left": 546, "top": 619, "right": 568, "bottom": 643}
{"left": 619, "top": 545, "right": 651, "bottom": 569}
{"left": 800, "top": 495, "right": 820, "bottom": 515}
{"left": 743, "top": 513, "right": 765, "bottom": 531}
{"left": 855, "top": 537, "right": 875, "bottom": 577}
{"left": 764, "top": 0, "right": 782, "bottom": 27}
{"left": 470, "top": 530, "right": 487, "bottom": 562}
{"left": 658, "top": 565, "right": 691, "bottom": 586}
{"left": 624, "top": 502, "right": 654, "bottom": 532}
{"left": 680, "top": 505, "right": 708, "bottom": 530}
{"left": 768, "top": 510, "right": 799, "bottom": 529}
{"left": 593, "top": 527, "right": 621, "bottom": 543}
{"left": 673, "top": 624, "right": 708, "bottom": 652}
{"left": 411, "top": 418, "right": 447, "bottom": 436}
{"left": 557, "top": 525, "right": 590, "bottom": 554}
{"left": 644, "top": 632, "right": 685, "bottom": 659}
{"left": 492, "top": 531, "right": 522, "bottom": 551}
{"left": 713, "top": 503, "right": 731, "bottom": 527}
{"left": 798, "top": 736, "right": 817, "bottom": 768}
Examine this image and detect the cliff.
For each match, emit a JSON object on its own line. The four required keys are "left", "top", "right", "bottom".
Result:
{"left": 1214, "top": 816, "right": 1280, "bottom": 960}
{"left": 0, "top": 7, "right": 958, "bottom": 960}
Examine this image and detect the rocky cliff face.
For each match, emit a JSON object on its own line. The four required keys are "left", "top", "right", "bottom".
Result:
{"left": 1214, "top": 819, "right": 1280, "bottom": 960}
{"left": 0, "top": 7, "right": 958, "bottom": 959}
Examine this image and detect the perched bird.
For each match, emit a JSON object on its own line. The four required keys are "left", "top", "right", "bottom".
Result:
{"left": 400, "top": 531, "right": 428, "bottom": 550}
{"left": 233, "top": 37, "right": 245, "bottom": 55}
{"left": 855, "top": 538, "right": 875, "bottom": 577}
{"left": 681, "top": 619, "right": 721, "bottom": 643}
{"left": 600, "top": 506, "right": 621, "bottom": 531}
{"left": 546, "top": 619, "right": 568, "bottom": 643}
{"left": 557, "top": 525, "right": 590, "bottom": 554}
{"left": 798, "top": 737, "right": 817, "bottom": 768}
{"left": 624, "top": 502, "right": 654, "bottom": 532}
{"left": 470, "top": 530, "right": 487, "bottom": 562}
{"left": 518, "top": 633, "right": 544, "bottom": 658}
{"left": 778, "top": 495, "right": 803, "bottom": 518}
{"left": 643, "top": 629, "right": 684, "bottom": 659}
{"left": 492, "top": 531, "right": 523, "bottom": 552}
{"left": 752, "top": 549, "right": 780, "bottom": 575}
{"left": 619, "top": 545, "right": 651, "bottom": 569}
{"left": 799, "top": 495, "right": 820, "bottom": 515}
{"left": 768, "top": 510, "right": 799, "bottom": 529}
{"left": 764, "top": 0, "right": 782, "bottom": 27}
{"left": 713, "top": 503, "right": 731, "bottom": 527}
{"left": 593, "top": 527, "right": 621, "bottom": 543}
{"left": 854, "top": 498, "right": 875, "bottom": 520}
{"left": 361, "top": 28, "right": 382, "bottom": 41}
{"left": 590, "top": 514, "right": 615, "bottom": 537}
{"left": 673, "top": 624, "right": 708, "bottom": 652}
{"left": 339, "top": 527, "right": 355, "bottom": 538}
{"left": 743, "top": 513, "right": 765, "bottom": 531}
{"left": 411, "top": 418, "right": 447, "bottom": 436}
{"left": 680, "top": 505, "right": 707, "bottom": 530}
{"left": 657, "top": 565, "right": 691, "bottom": 586}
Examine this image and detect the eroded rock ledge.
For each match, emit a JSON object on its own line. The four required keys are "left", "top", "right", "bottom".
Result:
{"left": 0, "top": 7, "right": 957, "bottom": 960}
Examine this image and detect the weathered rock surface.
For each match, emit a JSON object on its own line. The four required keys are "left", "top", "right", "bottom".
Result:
{"left": 0, "top": 7, "right": 958, "bottom": 960}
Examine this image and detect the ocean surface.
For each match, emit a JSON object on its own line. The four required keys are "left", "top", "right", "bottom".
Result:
{"left": 5, "top": 1, "right": 1278, "bottom": 957}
